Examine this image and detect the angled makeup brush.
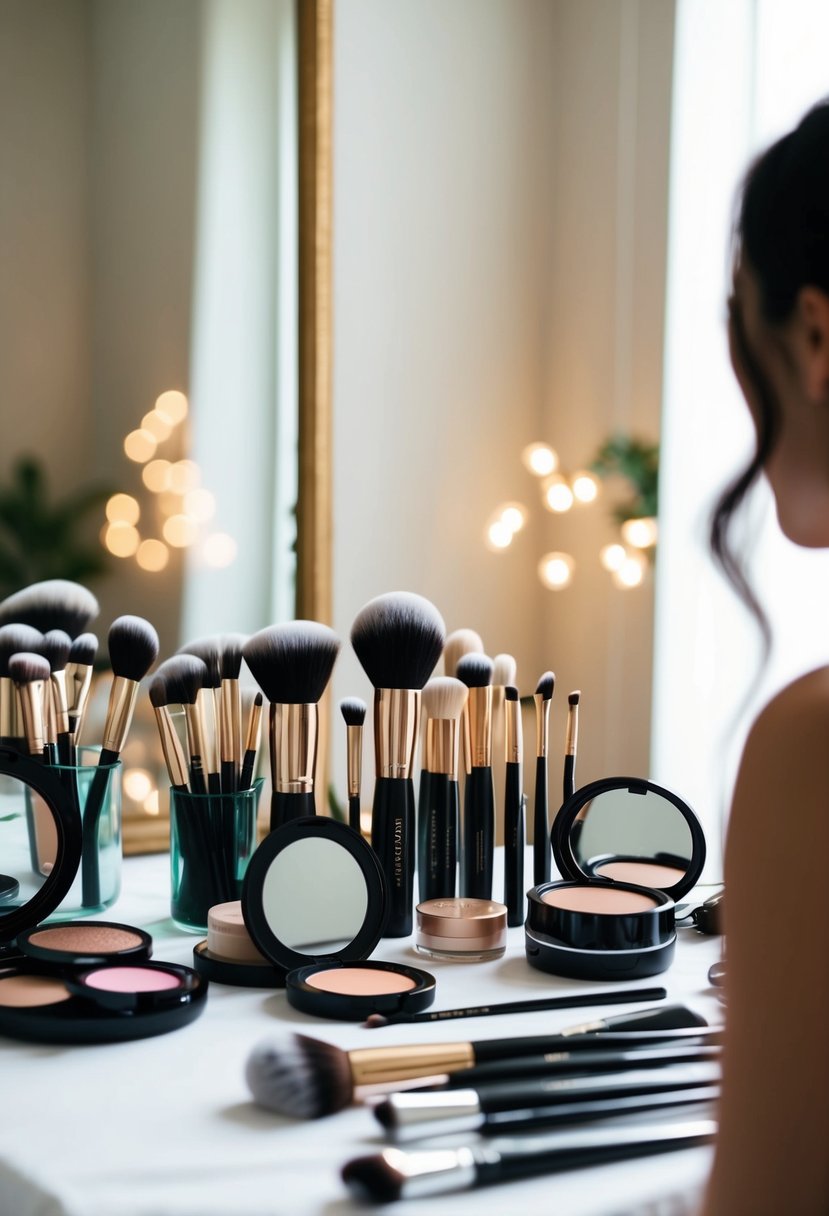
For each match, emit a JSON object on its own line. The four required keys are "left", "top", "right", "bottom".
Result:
{"left": 219, "top": 633, "right": 247, "bottom": 792}
{"left": 351, "top": 592, "right": 445, "bottom": 937}
{"left": 442, "top": 628, "right": 483, "bottom": 780}
{"left": 418, "top": 677, "right": 466, "bottom": 900}
{"left": 8, "top": 653, "right": 50, "bottom": 760}
{"left": 243, "top": 622, "right": 341, "bottom": 830}
{"left": 0, "top": 624, "right": 43, "bottom": 745}
{"left": 0, "top": 579, "right": 99, "bottom": 637}
{"left": 456, "top": 654, "right": 495, "bottom": 899}
{"left": 502, "top": 684, "right": 524, "bottom": 925}
{"left": 81, "top": 615, "right": 159, "bottom": 907}
{"left": 149, "top": 672, "right": 190, "bottom": 794}
{"left": 239, "top": 691, "right": 263, "bottom": 791}
{"left": 153, "top": 655, "right": 210, "bottom": 795}
{"left": 533, "top": 670, "right": 555, "bottom": 884}
{"left": 339, "top": 697, "right": 367, "bottom": 834}
{"left": 65, "top": 632, "right": 98, "bottom": 746}
{"left": 178, "top": 638, "right": 222, "bottom": 795}
{"left": 564, "top": 689, "right": 580, "bottom": 802}
{"left": 41, "top": 630, "right": 72, "bottom": 765}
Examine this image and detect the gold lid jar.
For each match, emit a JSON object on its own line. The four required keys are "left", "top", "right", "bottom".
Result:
{"left": 415, "top": 897, "right": 508, "bottom": 962}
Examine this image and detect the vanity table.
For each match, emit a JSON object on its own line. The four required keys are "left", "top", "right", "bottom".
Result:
{"left": 0, "top": 850, "right": 721, "bottom": 1216}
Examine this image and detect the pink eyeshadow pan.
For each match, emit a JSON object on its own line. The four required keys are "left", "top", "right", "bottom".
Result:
{"left": 541, "top": 886, "right": 658, "bottom": 914}
{"left": 83, "top": 967, "right": 181, "bottom": 994}
{"left": 305, "top": 967, "right": 417, "bottom": 996}
{"left": 595, "top": 860, "right": 686, "bottom": 887}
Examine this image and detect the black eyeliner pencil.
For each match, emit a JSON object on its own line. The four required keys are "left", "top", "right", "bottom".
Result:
{"left": 563, "top": 689, "right": 580, "bottom": 802}
{"left": 365, "top": 984, "right": 667, "bottom": 1027}
{"left": 502, "top": 685, "right": 524, "bottom": 925}
{"left": 457, "top": 655, "right": 495, "bottom": 899}
{"left": 533, "top": 671, "right": 554, "bottom": 883}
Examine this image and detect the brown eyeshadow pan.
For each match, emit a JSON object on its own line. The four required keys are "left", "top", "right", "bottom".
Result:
{"left": 26, "top": 925, "right": 144, "bottom": 953}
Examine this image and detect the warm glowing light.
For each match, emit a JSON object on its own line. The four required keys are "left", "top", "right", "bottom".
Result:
{"left": 105, "top": 494, "right": 140, "bottom": 525}
{"left": 184, "top": 488, "right": 216, "bottom": 522}
{"left": 498, "top": 502, "right": 527, "bottom": 534}
{"left": 203, "top": 531, "right": 238, "bottom": 568}
{"left": 163, "top": 514, "right": 199, "bottom": 548}
{"left": 124, "top": 429, "right": 157, "bottom": 463}
{"left": 543, "top": 477, "right": 575, "bottom": 514}
{"left": 124, "top": 768, "right": 154, "bottom": 802}
{"left": 157, "top": 490, "right": 184, "bottom": 517}
{"left": 142, "top": 411, "right": 173, "bottom": 442}
{"left": 168, "top": 460, "right": 201, "bottom": 494}
{"left": 538, "top": 551, "right": 575, "bottom": 590}
{"left": 487, "top": 520, "right": 513, "bottom": 551}
{"left": 143, "top": 790, "right": 160, "bottom": 816}
{"left": 621, "top": 516, "right": 658, "bottom": 549}
{"left": 104, "top": 522, "right": 140, "bottom": 558}
{"left": 154, "top": 390, "right": 189, "bottom": 426}
{"left": 142, "top": 459, "right": 172, "bottom": 493}
{"left": 600, "top": 543, "right": 627, "bottom": 572}
{"left": 614, "top": 556, "right": 646, "bottom": 588}
{"left": 136, "top": 539, "right": 170, "bottom": 572}
{"left": 522, "top": 443, "right": 558, "bottom": 477}
{"left": 571, "top": 472, "right": 599, "bottom": 504}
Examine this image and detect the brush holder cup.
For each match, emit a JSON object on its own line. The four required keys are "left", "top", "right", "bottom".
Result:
{"left": 170, "top": 780, "right": 264, "bottom": 933}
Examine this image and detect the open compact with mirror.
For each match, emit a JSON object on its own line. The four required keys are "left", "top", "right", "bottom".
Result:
{"left": 194, "top": 815, "right": 436, "bottom": 1021}
{"left": 0, "top": 748, "right": 206, "bottom": 1043}
{"left": 526, "top": 776, "right": 706, "bottom": 981}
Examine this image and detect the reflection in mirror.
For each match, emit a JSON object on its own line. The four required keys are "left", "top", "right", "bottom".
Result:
{"left": 0, "top": 774, "right": 51, "bottom": 914}
{"left": 261, "top": 837, "right": 369, "bottom": 954}
{"left": 572, "top": 787, "right": 693, "bottom": 887}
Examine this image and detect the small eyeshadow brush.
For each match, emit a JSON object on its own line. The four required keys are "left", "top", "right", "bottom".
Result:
{"left": 417, "top": 677, "right": 466, "bottom": 899}
{"left": 491, "top": 652, "right": 516, "bottom": 806}
{"left": 219, "top": 633, "right": 247, "bottom": 792}
{"left": 339, "top": 697, "right": 367, "bottom": 834}
{"left": 65, "top": 632, "right": 97, "bottom": 746}
{"left": 456, "top": 654, "right": 495, "bottom": 899}
{"left": 502, "top": 684, "right": 524, "bottom": 925}
{"left": 443, "top": 628, "right": 483, "bottom": 781}
{"left": 154, "top": 656, "right": 210, "bottom": 795}
{"left": 533, "top": 670, "right": 555, "bottom": 883}
{"left": 564, "top": 689, "right": 580, "bottom": 802}
{"left": 149, "top": 672, "right": 190, "bottom": 794}
{"left": 178, "top": 638, "right": 222, "bottom": 795}
{"left": 41, "top": 630, "right": 72, "bottom": 765}
{"left": 239, "top": 691, "right": 264, "bottom": 791}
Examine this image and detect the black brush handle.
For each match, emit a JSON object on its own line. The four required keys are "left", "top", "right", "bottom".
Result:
{"left": 81, "top": 745, "right": 119, "bottom": 908}
{"left": 503, "top": 761, "right": 524, "bottom": 925}
{"left": 348, "top": 794, "right": 361, "bottom": 835}
{"left": 270, "top": 790, "right": 316, "bottom": 832}
{"left": 189, "top": 758, "right": 207, "bottom": 796}
{"left": 563, "top": 754, "right": 576, "bottom": 803}
{"left": 221, "top": 759, "right": 238, "bottom": 795}
{"left": 533, "top": 755, "right": 550, "bottom": 883}
{"left": 372, "top": 775, "right": 415, "bottom": 937}
{"left": 208, "top": 770, "right": 221, "bottom": 795}
{"left": 471, "top": 1006, "right": 709, "bottom": 1063}
{"left": 463, "top": 765, "right": 494, "bottom": 899}
{"left": 450, "top": 1045, "right": 721, "bottom": 1087}
{"left": 418, "top": 771, "right": 457, "bottom": 901}
{"left": 484, "top": 1084, "right": 720, "bottom": 1134}
{"left": 57, "top": 732, "right": 73, "bottom": 767}
{"left": 239, "top": 749, "right": 257, "bottom": 791}
{"left": 474, "top": 1062, "right": 721, "bottom": 1115}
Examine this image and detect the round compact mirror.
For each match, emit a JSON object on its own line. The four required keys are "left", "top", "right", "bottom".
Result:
{"left": 0, "top": 749, "right": 82, "bottom": 948}
{"left": 242, "top": 817, "right": 388, "bottom": 971}
{"left": 551, "top": 776, "right": 706, "bottom": 901}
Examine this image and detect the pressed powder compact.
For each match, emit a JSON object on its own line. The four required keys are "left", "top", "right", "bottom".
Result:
{"left": 193, "top": 900, "right": 285, "bottom": 988}
{"left": 16, "top": 921, "right": 153, "bottom": 968}
{"left": 526, "top": 777, "right": 706, "bottom": 981}
{"left": 286, "top": 960, "right": 435, "bottom": 1021}
{"left": 415, "top": 898, "right": 508, "bottom": 962}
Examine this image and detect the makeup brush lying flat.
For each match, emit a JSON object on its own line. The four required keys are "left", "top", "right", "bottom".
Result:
{"left": 456, "top": 654, "right": 495, "bottom": 899}
{"left": 239, "top": 691, "right": 264, "bottom": 791}
{"left": 339, "top": 697, "right": 367, "bottom": 833}
{"left": 153, "top": 656, "right": 210, "bottom": 795}
{"left": 564, "top": 689, "right": 580, "bottom": 802}
{"left": 351, "top": 593, "right": 446, "bottom": 936}
{"left": 245, "top": 1005, "right": 708, "bottom": 1118}
{"left": 342, "top": 1119, "right": 718, "bottom": 1202}
{"left": 417, "top": 677, "right": 466, "bottom": 899}
{"left": 365, "top": 984, "right": 668, "bottom": 1027}
{"left": 244, "top": 622, "right": 341, "bottom": 831}
{"left": 178, "top": 638, "right": 222, "bottom": 795}
{"left": 65, "top": 632, "right": 97, "bottom": 746}
{"left": 533, "top": 670, "right": 555, "bottom": 883}
{"left": 0, "top": 624, "right": 43, "bottom": 745}
{"left": 445, "top": 1043, "right": 721, "bottom": 1088}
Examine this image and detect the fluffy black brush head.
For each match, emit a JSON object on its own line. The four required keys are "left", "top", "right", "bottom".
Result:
{"left": 220, "top": 633, "right": 247, "bottom": 680}
{"left": 568, "top": 689, "right": 581, "bottom": 706}
{"left": 8, "top": 653, "right": 50, "bottom": 685}
{"left": 0, "top": 580, "right": 99, "bottom": 637}
{"left": 0, "top": 625, "right": 43, "bottom": 676}
{"left": 339, "top": 696, "right": 367, "bottom": 727}
{"left": 243, "top": 622, "right": 341, "bottom": 704}
{"left": 350, "top": 592, "right": 446, "bottom": 690}
{"left": 535, "top": 670, "right": 555, "bottom": 700}
{"left": 178, "top": 637, "right": 222, "bottom": 688}
{"left": 505, "top": 684, "right": 519, "bottom": 702}
{"left": 41, "top": 630, "right": 72, "bottom": 672}
{"left": 456, "top": 653, "right": 494, "bottom": 689}
{"left": 108, "top": 616, "right": 160, "bottom": 682}
{"left": 245, "top": 1035, "right": 354, "bottom": 1119}
{"left": 69, "top": 633, "right": 98, "bottom": 666}
{"left": 151, "top": 655, "right": 207, "bottom": 707}
{"left": 341, "top": 1152, "right": 408, "bottom": 1204}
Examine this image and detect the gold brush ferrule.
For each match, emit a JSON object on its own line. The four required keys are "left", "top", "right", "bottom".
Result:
{"left": 65, "top": 661, "right": 93, "bottom": 722}
{"left": 348, "top": 1042, "right": 476, "bottom": 1086}
{"left": 374, "top": 688, "right": 420, "bottom": 779}
{"left": 424, "top": 718, "right": 459, "bottom": 780}
{"left": 0, "top": 677, "right": 16, "bottom": 739}
{"left": 184, "top": 702, "right": 207, "bottom": 766}
{"left": 467, "top": 686, "right": 492, "bottom": 768}
{"left": 462, "top": 705, "right": 472, "bottom": 775}
{"left": 534, "top": 692, "right": 551, "bottom": 758}
{"left": 17, "top": 680, "right": 46, "bottom": 755}
{"left": 102, "top": 676, "right": 139, "bottom": 754}
{"left": 153, "top": 706, "right": 189, "bottom": 789}
{"left": 220, "top": 681, "right": 235, "bottom": 765}
{"left": 505, "top": 697, "right": 522, "bottom": 765}
{"left": 195, "top": 688, "right": 219, "bottom": 774}
{"left": 271, "top": 702, "right": 319, "bottom": 793}
{"left": 227, "top": 679, "right": 242, "bottom": 764}
{"left": 245, "top": 696, "right": 263, "bottom": 755}
{"left": 44, "top": 683, "right": 57, "bottom": 746}
{"left": 49, "top": 671, "right": 69, "bottom": 736}
{"left": 566, "top": 704, "right": 579, "bottom": 757}
{"left": 346, "top": 723, "right": 363, "bottom": 798}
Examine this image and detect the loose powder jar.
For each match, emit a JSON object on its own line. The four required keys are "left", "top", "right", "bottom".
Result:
{"left": 415, "top": 898, "right": 508, "bottom": 962}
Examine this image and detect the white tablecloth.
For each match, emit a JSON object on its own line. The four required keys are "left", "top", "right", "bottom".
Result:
{"left": 0, "top": 852, "right": 723, "bottom": 1216}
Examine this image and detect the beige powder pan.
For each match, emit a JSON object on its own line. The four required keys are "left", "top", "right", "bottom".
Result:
{"left": 286, "top": 960, "right": 435, "bottom": 1021}
{"left": 17, "top": 920, "right": 153, "bottom": 968}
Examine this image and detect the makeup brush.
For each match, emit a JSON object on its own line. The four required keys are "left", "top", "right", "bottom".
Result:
{"left": 243, "top": 621, "right": 341, "bottom": 831}
{"left": 444, "top": 1042, "right": 721, "bottom": 1087}
{"left": 417, "top": 677, "right": 466, "bottom": 900}
{"left": 351, "top": 592, "right": 446, "bottom": 937}
{"left": 219, "top": 633, "right": 247, "bottom": 792}
{"left": 149, "top": 672, "right": 190, "bottom": 794}
{"left": 456, "top": 654, "right": 495, "bottom": 899}
{"left": 339, "top": 697, "right": 367, "bottom": 834}
{"left": 81, "top": 615, "right": 159, "bottom": 908}
{"left": 491, "top": 653, "right": 516, "bottom": 805}
{"left": 153, "top": 656, "right": 210, "bottom": 794}
{"left": 239, "top": 691, "right": 264, "bottom": 791}
{"left": 564, "top": 689, "right": 580, "bottom": 802}
{"left": 8, "top": 653, "right": 50, "bottom": 760}
{"left": 40, "top": 630, "right": 72, "bottom": 765}
{"left": 178, "top": 638, "right": 222, "bottom": 795}
{"left": 365, "top": 984, "right": 667, "bottom": 1028}
{"left": 0, "top": 624, "right": 43, "bottom": 745}
{"left": 0, "top": 579, "right": 99, "bottom": 637}
{"left": 342, "top": 1120, "right": 718, "bottom": 1201}
{"left": 65, "top": 632, "right": 98, "bottom": 746}
{"left": 533, "top": 670, "right": 555, "bottom": 884}
{"left": 245, "top": 1005, "right": 708, "bottom": 1118}
{"left": 442, "top": 628, "right": 483, "bottom": 780}
{"left": 502, "top": 684, "right": 524, "bottom": 925}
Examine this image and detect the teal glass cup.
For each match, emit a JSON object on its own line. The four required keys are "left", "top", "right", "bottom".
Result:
{"left": 169, "top": 779, "right": 264, "bottom": 933}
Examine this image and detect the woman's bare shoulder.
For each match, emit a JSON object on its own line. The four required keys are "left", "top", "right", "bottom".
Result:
{"left": 748, "top": 664, "right": 829, "bottom": 745}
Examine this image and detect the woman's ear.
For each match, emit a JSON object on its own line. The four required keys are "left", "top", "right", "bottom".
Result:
{"left": 794, "top": 286, "right": 829, "bottom": 402}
